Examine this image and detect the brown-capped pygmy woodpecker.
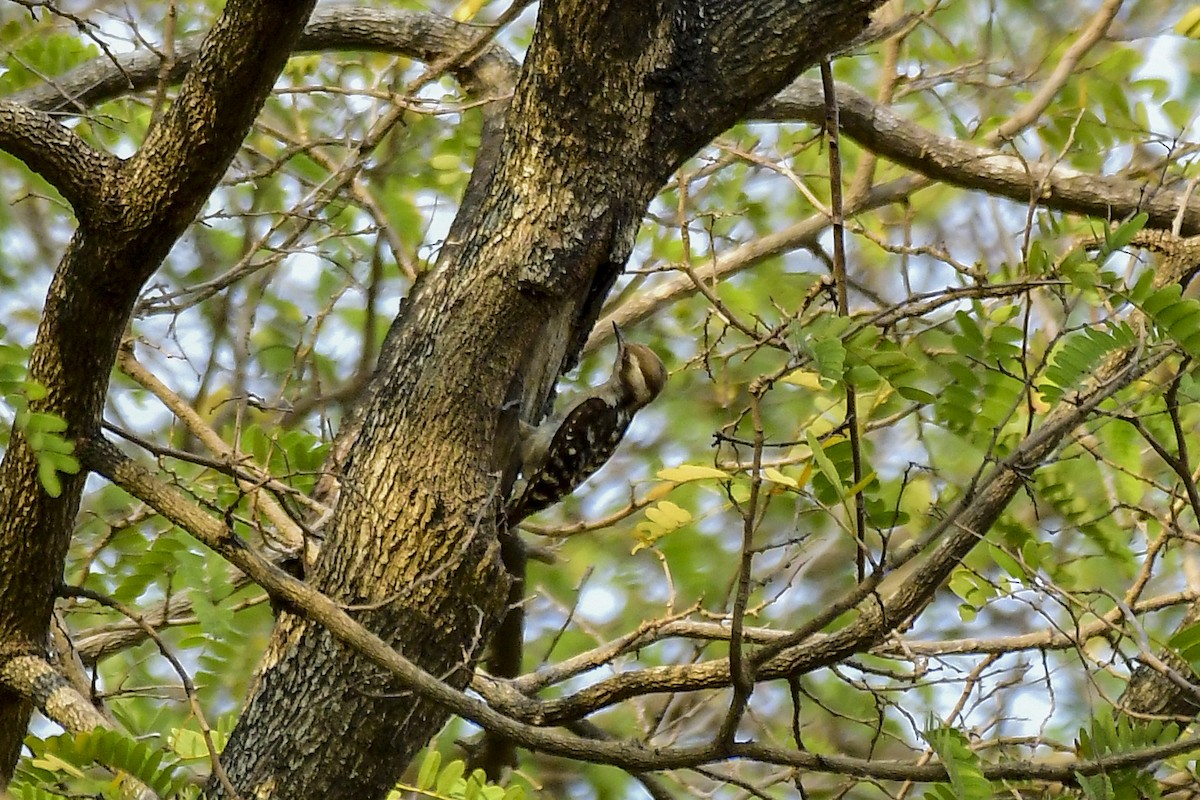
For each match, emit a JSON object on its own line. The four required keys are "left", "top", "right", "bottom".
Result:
{"left": 507, "top": 324, "right": 667, "bottom": 522}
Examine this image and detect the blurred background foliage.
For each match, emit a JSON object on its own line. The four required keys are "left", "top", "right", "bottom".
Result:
{"left": 6, "top": 0, "right": 1200, "bottom": 797}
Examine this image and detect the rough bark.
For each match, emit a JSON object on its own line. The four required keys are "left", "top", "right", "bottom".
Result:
{"left": 203, "top": 2, "right": 883, "bottom": 797}
{"left": 11, "top": 2, "right": 1196, "bottom": 793}
{"left": 86, "top": 435, "right": 1200, "bottom": 788}
{"left": 0, "top": 0, "right": 317, "bottom": 780}
{"left": 0, "top": 1, "right": 884, "bottom": 793}
{"left": 758, "top": 78, "right": 1200, "bottom": 235}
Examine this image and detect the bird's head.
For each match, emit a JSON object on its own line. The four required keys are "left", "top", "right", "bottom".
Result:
{"left": 612, "top": 323, "right": 667, "bottom": 408}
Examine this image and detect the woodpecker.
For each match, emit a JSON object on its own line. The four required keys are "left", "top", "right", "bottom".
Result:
{"left": 507, "top": 324, "right": 667, "bottom": 522}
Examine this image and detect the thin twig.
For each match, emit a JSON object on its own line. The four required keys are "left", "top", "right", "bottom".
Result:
{"left": 59, "top": 584, "right": 240, "bottom": 800}
{"left": 820, "top": 60, "right": 867, "bottom": 581}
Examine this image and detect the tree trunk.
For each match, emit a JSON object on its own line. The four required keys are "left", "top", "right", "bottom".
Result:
{"left": 0, "top": 0, "right": 318, "bottom": 779}
{"left": 206, "top": 3, "right": 884, "bottom": 797}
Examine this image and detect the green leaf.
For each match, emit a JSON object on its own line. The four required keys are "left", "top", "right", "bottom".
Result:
{"left": 806, "top": 430, "right": 844, "bottom": 501}
{"left": 37, "top": 460, "right": 62, "bottom": 498}
{"left": 924, "top": 725, "right": 992, "bottom": 800}
{"left": 1105, "top": 212, "right": 1148, "bottom": 252}
{"left": 1041, "top": 323, "right": 1134, "bottom": 402}
{"left": 24, "top": 411, "right": 67, "bottom": 433}
{"left": 417, "top": 749, "right": 441, "bottom": 791}
{"left": 436, "top": 758, "right": 465, "bottom": 796}
{"left": 897, "top": 385, "right": 936, "bottom": 403}
{"left": 463, "top": 769, "right": 486, "bottom": 800}
{"left": 1169, "top": 623, "right": 1200, "bottom": 673}
{"left": 1126, "top": 269, "right": 1156, "bottom": 304}
{"left": 988, "top": 544, "right": 1026, "bottom": 580}
{"left": 1141, "top": 284, "right": 1182, "bottom": 317}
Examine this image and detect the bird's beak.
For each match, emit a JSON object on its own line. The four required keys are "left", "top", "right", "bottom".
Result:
{"left": 612, "top": 322, "right": 625, "bottom": 349}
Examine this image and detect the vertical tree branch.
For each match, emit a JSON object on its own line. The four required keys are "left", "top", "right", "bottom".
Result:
{"left": 820, "top": 60, "right": 867, "bottom": 580}
{"left": 0, "top": 0, "right": 317, "bottom": 777}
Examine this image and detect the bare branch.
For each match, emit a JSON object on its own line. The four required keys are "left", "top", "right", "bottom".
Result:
{"left": 0, "top": 100, "right": 117, "bottom": 221}
{"left": 74, "top": 581, "right": 264, "bottom": 666}
{"left": 0, "top": 654, "right": 109, "bottom": 735}
{"left": 10, "top": 8, "right": 519, "bottom": 116}
{"left": 117, "top": 346, "right": 307, "bottom": 552}
{"left": 59, "top": 585, "right": 235, "bottom": 799}
{"left": 500, "top": 341, "right": 1170, "bottom": 725}
{"left": 758, "top": 78, "right": 1200, "bottom": 234}
{"left": 993, "top": 0, "right": 1123, "bottom": 139}
{"left": 587, "top": 176, "right": 923, "bottom": 352}
{"left": 0, "top": 0, "right": 317, "bottom": 773}
{"left": 79, "top": 434, "right": 1200, "bottom": 785}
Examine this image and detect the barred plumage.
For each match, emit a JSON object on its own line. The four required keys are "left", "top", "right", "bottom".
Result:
{"left": 507, "top": 325, "right": 666, "bottom": 522}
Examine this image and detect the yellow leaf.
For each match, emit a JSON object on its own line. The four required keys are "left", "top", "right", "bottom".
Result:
{"left": 430, "top": 153, "right": 461, "bottom": 171}
{"left": 452, "top": 0, "right": 488, "bottom": 22}
{"left": 845, "top": 471, "right": 877, "bottom": 497}
{"left": 780, "top": 369, "right": 823, "bottom": 389}
{"left": 657, "top": 464, "right": 729, "bottom": 483}
{"left": 762, "top": 467, "right": 799, "bottom": 489}
{"left": 284, "top": 54, "right": 322, "bottom": 80}
{"left": 644, "top": 500, "right": 691, "bottom": 527}
{"left": 1177, "top": 6, "right": 1200, "bottom": 37}
{"left": 32, "top": 753, "right": 87, "bottom": 779}
{"left": 633, "top": 502, "right": 691, "bottom": 553}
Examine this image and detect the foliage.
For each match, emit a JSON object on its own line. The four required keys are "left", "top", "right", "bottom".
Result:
{"left": 392, "top": 750, "right": 524, "bottom": 800}
{"left": 6, "top": 0, "right": 1200, "bottom": 798}
{"left": 1074, "top": 711, "right": 1179, "bottom": 800}
{"left": 0, "top": 328, "right": 79, "bottom": 496}
{"left": 923, "top": 725, "right": 991, "bottom": 800}
{"left": 12, "top": 728, "right": 189, "bottom": 799}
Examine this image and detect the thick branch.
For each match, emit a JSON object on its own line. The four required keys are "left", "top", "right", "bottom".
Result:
{"left": 15, "top": 6, "right": 1190, "bottom": 246}
{"left": 10, "top": 8, "right": 518, "bottom": 116}
{"left": 0, "top": 101, "right": 117, "bottom": 221}
{"left": 202, "top": 5, "right": 891, "bottom": 796}
{"left": 17, "top": 10, "right": 1188, "bottom": 244}
{"left": 80, "top": 434, "right": 1200, "bottom": 785}
{"left": 0, "top": 0, "right": 316, "bottom": 778}
{"left": 758, "top": 78, "right": 1200, "bottom": 234}
{"left": 0, "top": 654, "right": 158, "bottom": 800}
{"left": 2, "top": 13, "right": 520, "bottom": 527}
{"left": 119, "top": 2, "right": 318, "bottom": 268}
{"left": 0, "top": 655, "right": 109, "bottom": 735}
{"left": 639, "top": 0, "right": 888, "bottom": 176}
{"left": 74, "top": 575, "right": 261, "bottom": 666}
{"left": 503, "top": 343, "right": 1170, "bottom": 725}
{"left": 481, "top": 589, "right": 1192, "bottom": 699}
{"left": 78, "top": 435, "right": 684, "bottom": 772}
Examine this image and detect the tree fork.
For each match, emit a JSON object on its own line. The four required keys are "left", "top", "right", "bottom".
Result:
{"left": 205, "top": 3, "right": 885, "bottom": 797}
